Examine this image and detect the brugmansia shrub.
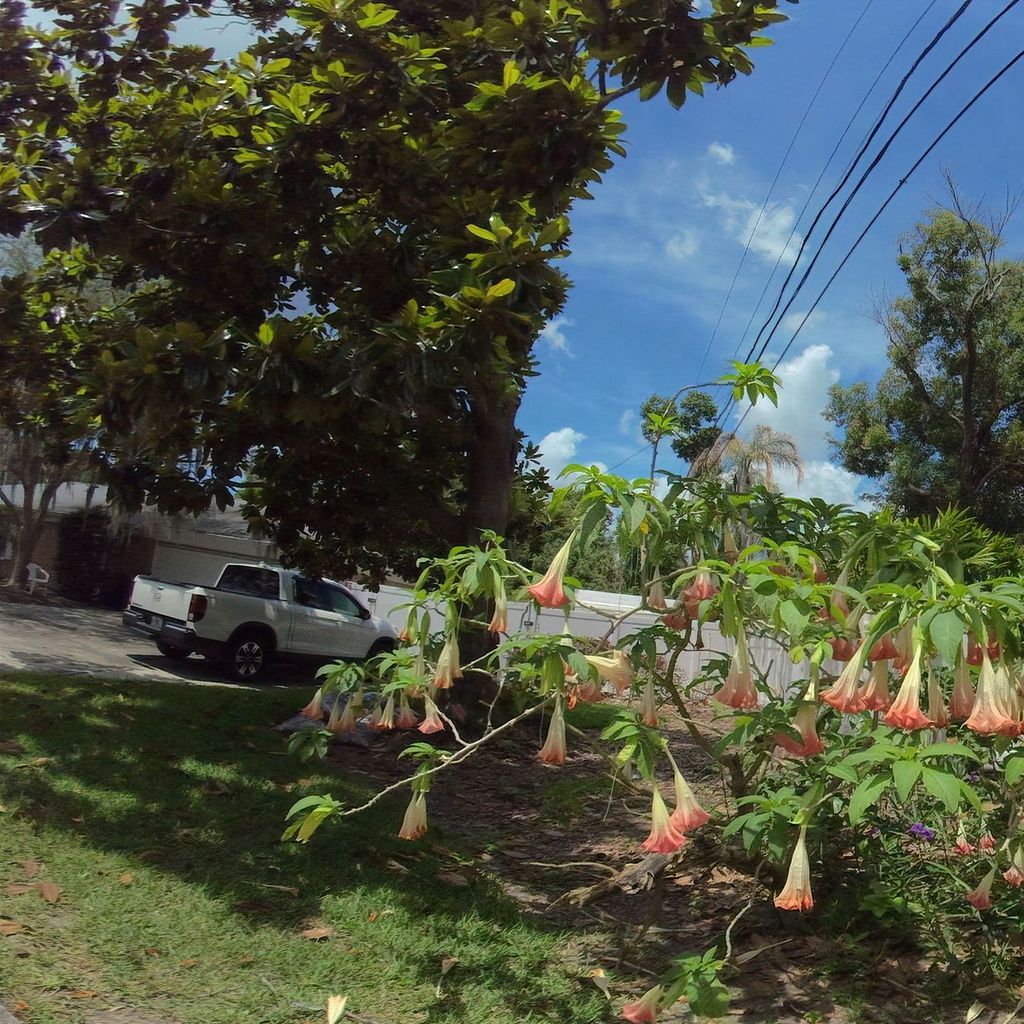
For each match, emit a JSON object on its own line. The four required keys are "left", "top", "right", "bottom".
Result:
{"left": 287, "top": 472, "right": 1024, "bottom": 1019}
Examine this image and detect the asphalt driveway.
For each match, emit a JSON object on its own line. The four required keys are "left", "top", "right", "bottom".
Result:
{"left": 0, "top": 601, "right": 316, "bottom": 686}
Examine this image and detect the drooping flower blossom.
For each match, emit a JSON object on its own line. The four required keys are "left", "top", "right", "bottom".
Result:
{"left": 575, "top": 677, "right": 605, "bottom": 703}
{"left": 639, "top": 678, "right": 659, "bottom": 727}
{"left": 395, "top": 692, "right": 419, "bottom": 730}
{"left": 926, "top": 668, "right": 949, "bottom": 729}
{"left": 723, "top": 527, "right": 740, "bottom": 564}
{"left": 979, "top": 833, "right": 997, "bottom": 852}
{"left": 585, "top": 650, "right": 633, "bottom": 694}
{"left": 642, "top": 788, "right": 686, "bottom": 854}
{"left": 893, "top": 623, "right": 914, "bottom": 674}
{"left": 683, "top": 572, "right": 718, "bottom": 618}
{"left": 966, "top": 867, "right": 996, "bottom": 910}
{"left": 661, "top": 605, "right": 691, "bottom": 631}
{"left": 965, "top": 636, "right": 984, "bottom": 667}
{"left": 669, "top": 767, "right": 711, "bottom": 833}
{"left": 713, "top": 628, "right": 758, "bottom": 710}
{"left": 621, "top": 984, "right": 665, "bottom": 1023}
{"left": 398, "top": 791, "right": 428, "bottom": 840}
{"left": 997, "top": 662, "right": 1022, "bottom": 736}
{"left": 953, "top": 821, "right": 976, "bottom": 856}
{"left": 527, "top": 533, "right": 574, "bottom": 608}
{"left": 811, "top": 559, "right": 829, "bottom": 585}
{"left": 488, "top": 582, "right": 508, "bottom": 635}
{"left": 300, "top": 688, "right": 325, "bottom": 720}
{"left": 965, "top": 653, "right": 1018, "bottom": 736}
{"left": 821, "top": 639, "right": 869, "bottom": 713}
{"left": 647, "top": 574, "right": 668, "bottom": 612}
{"left": 327, "top": 693, "right": 361, "bottom": 735}
{"left": 538, "top": 697, "right": 567, "bottom": 765}
{"left": 828, "top": 586, "right": 849, "bottom": 623}
{"left": 419, "top": 694, "right": 445, "bottom": 734}
{"left": 775, "top": 702, "right": 826, "bottom": 757}
{"left": 883, "top": 643, "right": 932, "bottom": 731}
{"left": 368, "top": 694, "right": 395, "bottom": 731}
{"left": 857, "top": 661, "right": 892, "bottom": 713}
{"left": 1003, "top": 849, "right": 1024, "bottom": 887}
{"left": 775, "top": 826, "right": 813, "bottom": 912}
{"left": 987, "top": 632, "right": 1002, "bottom": 660}
{"left": 828, "top": 636, "right": 857, "bottom": 662}
{"left": 433, "top": 635, "right": 462, "bottom": 690}
{"left": 949, "top": 659, "right": 976, "bottom": 721}
{"left": 869, "top": 634, "right": 899, "bottom": 661}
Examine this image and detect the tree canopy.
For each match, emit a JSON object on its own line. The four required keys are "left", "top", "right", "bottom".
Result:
{"left": 826, "top": 190, "right": 1024, "bottom": 532}
{"left": 1, "top": 0, "right": 795, "bottom": 581}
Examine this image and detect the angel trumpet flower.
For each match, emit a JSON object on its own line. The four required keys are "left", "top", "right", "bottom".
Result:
{"left": 965, "top": 653, "right": 1018, "bottom": 736}
{"left": 949, "top": 659, "right": 976, "bottom": 720}
{"left": 811, "top": 559, "right": 829, "bottom": 585}
{"left": 775, "top": 702, "right": 826, "bottom": 757}
{"left": 538, "top": 697, "right": 567, "bottom": 765}
{"left": 966, "top": 636, "right": 984, "bottom": 667}
{"left": 327, "top": 693, "right": 361, "bottom": 735}
{"left": 640, "top": 679, "right": 659, "bottom": 727}
{"left": 621, "top": 984, "right": 665, "bottom": 1023}
{"left": 527, "top": 533, "right": 574, "bottom": 608}
{"left": 869, "top": 634, "right": 899, "bottom": 661}
{"left": 828, "top": 636, "right": 856, "bottom": 662}
{"left": 300, "top": 688, "right": 325, "bottom": 720}
{"left": 488, "top": 585, "right": 508, "bottom": 635}
{"left": 821, "top": 639, "right": 869, "bottom": 713}
{"left": 368, "top": 694, "right": 395, "bottom": 731}
{"left": 419, "top": 694, "right": 445, "bottom": 735}
{"left": 647, "top": 574, "right": 668, "bottom": 612}
{"left": 926, "top": 668, "right": 949, "bottom": 729}
{"left": 661, "top": 605, "right": 691, "bottom": 631}
{"left": 395, "top": 694, "right": 419, "bottom": 730}
{"left": 883, "top": 644, "right": 932, "bottom": 730}
{"left": 683, "top": 572, "right": 718, "bottom": 618}
{"left": 397, "top": 792, "right": 428, "bottom": 840}
{"left": 433, "top": 635, "right": 462, "bottom": 690}
{"left": 575, "top": 677, "right": 605, "bottom": 703}
{"left": 585, "top": 650, "right": 633, "bottom": 694}
{"left": 966, "top": 867, "right": 996, "bottom": 910}
{"left": 642, "top": 788, "right": 686, "bottom": 854}
{"left": 893, "top": 623, "right": 913, "bottom": 674}
{"left": 857, "top": 661, "right": 892, "bottom": 712}
{"left": 669, "top": 767, "right": 711, "bottom": 833}
{"left": 774, "top": 826, "right": 813, "bottom": 911}
{"left": 713, "top": 629, "right": 758, "bottom": 709}
{"left": 1003, "top": 849, "right": 1024, "bottom": 887}
{"left": 953, "top": 821, "right": 976, "bottom": 856}
{"left": 723, "top": 527, "right": 740, "bottom": 564}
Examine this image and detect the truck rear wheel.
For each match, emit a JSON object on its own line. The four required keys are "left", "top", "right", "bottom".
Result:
{"left": 156, "top": 640, "right": 190, "bottom": 660}
{"left": 224, "top": 631, "right": 270, "bottom": 682}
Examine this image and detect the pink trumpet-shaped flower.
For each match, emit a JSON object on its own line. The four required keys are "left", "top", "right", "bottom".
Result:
{"left": 640, "top": 679, "right": 659, "bottom": 727}
{"left": 723, "top": 527, "right": 740, "bottom": 564}
{"left": 642, "top": 788, "right": 686, "bottom": 854}
{"left": 527, "top": 534, "right": 574, "bottom": 608}
{"left": 926, "top": 668, "right": 949, "bottom": 729}
{"left": 893, "top": 623, "right": 914, "bottom": 674}
{"left": 575, "top": 677, "right": 605, "bottom": 703}
{"left": 1003, "top": 850, "right": 1024, "bottom": 887}
{"left": 821, "top": 639, "right": 869, "bottom": 713}
{"left": 966, "top": 636, "right": 984, "bottom": 667}
{"left": 775, "top": 702, "right": 826, "bottom": 757}
{"left": 811, "top": 559, "right": 829, "bottom": 585}
{"left": 669, "top": 768, "right": 711, "bottom": 833}
{"left": 884, "top": 644, "right": 932, "bottom": 730}
{"left": 683, "top": 572, "right": 718, "bottom": 618}
{"left": 647, "top": 575, "right": 668, "bottom": 612}
{"left": 979, "top": 833, "right": 997, "bottom": 852}
{"left": 829, "top": 637, "right": 856, "bottom": 662}
{"left": 952, "top": 821, "right": 976, "bottom": 856}
{"left": 398, "top": 791, "right": 428, "bottom": 840}
{"left": 775, "top": 827, "right": 813, "bottom": 912}
{"left": 965, "top": 653, "right": 1018, "bottom": 736}
{"left": 661, "top": 605, "right": 691, "bottom": 631}
{"left": 869, "top": 634, "right": 899, "bottom": 661}
{"left": 488, "top": 586, "right": 508, "bottom": 635}
{"left": 966, "top": 867, "right": 996, "bottom": 910}
{"left": 621, "top": 984, "right": 665, "bottom": 1023}
{"left": 300, "top": 688, "right": 325, "bottom": 720}
{"left": 327, "top": 694, "right": 361, "bottom": 735}
{"left": 538, "top": 698, "right": 567, "bottom": 765}
{"left": 433, "top": 635, "right": 462, "bottom": 690}
{"left": 950, "top": 660, "right": 976, "bottom": 721}
{"left": 395, "top": 693, "right": 419, "bottom": 730}
{"left": 857, "top": 661, "right": 892, "bottom": 712}
{"left": 419, "top": 694, "right": 445, "bottom": 734}
{"left": 585, "top": 650, "right": 633, "bottom": 694}
{"left": 713, "top": 629, "right": 758, "bottom": 709}
{"left": 368, "top": 694, "right": 395, "bottom": 731}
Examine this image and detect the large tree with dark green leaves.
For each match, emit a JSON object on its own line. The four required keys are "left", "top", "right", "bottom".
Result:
{"left": 825, "top": 189, "right": 1024, "bottom": 532}
{"left": 1, "top": 0, "right": 795, "bottom": 582}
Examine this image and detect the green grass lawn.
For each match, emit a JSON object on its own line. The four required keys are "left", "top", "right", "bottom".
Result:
{"left": 0, "top": 673, "right": 610, "bottom": 1024}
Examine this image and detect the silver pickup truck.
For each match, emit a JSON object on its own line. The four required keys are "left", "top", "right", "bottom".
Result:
{"left": 123, "top": 563, "right": 397, "bottom": 681}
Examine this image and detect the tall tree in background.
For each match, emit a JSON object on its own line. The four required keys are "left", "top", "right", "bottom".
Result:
{"left": 640, "top": 390, "right": 719, "bottom": 481}
{"left": 692, "top": 423, "right": 803, "bottom": 492}
{"left": 826, "top": 185, "right": 1024, "bottom": 531}
{"left": 0, "top": 0, "right": 795, "bottom": 583}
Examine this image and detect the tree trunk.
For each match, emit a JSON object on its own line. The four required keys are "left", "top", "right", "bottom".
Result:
{"left": 462, "top": 383, "right": 521, "bottom": 544}
{"left": 5, "top": 518, "right": 44, "bottom": 589}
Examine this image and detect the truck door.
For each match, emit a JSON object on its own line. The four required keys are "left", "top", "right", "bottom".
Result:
{"left": 291, "top": 578, "right": 374, "bottom": 658}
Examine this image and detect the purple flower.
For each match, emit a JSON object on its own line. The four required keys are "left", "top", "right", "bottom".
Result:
{"left": 908, "top": 822, "right": 936, "bottom": 842}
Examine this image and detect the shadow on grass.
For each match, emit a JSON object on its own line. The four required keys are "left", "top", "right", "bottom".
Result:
{"left": 0, "top": 671, "right": 607, "bottom": 1023}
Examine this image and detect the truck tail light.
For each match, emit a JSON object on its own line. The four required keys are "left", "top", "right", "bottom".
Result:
{"left": 188, "top": 594, "right": 208, "bottom": 623}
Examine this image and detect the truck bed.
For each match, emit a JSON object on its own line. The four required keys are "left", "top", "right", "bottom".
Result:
{"left": 126, "top": 575, "right": 194, "bottom": 626}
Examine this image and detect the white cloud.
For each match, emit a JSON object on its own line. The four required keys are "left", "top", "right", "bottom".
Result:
{"left": 539, "top": 315, "right": 574, "bottom": 356}
{"left": 618, "top": 409, "right": 637, "bottom": 436}
{"left": 775, "top": 461, "right": 868, "bottom": 508}
{"left": 665, "top": 228, "right": 699, "bottom": 261}
{"left": 707, "top": 141, "right": 735, "bottom": 166}
{"left": 538, "top": 427, "right": 586, "bottom": 476}
{"left": 699, "top": 186, "right": 803, "bottom": 266}
{"left": 781, "top": 310, "right": 826, "bottom": 335}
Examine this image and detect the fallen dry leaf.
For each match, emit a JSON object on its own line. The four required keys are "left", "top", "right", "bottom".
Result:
{"left": 20, "top": 859, "right": 41, "bottom": 879}
{"left": 259, "top": 883, "right": 299, "bottom": 896}
{"left": 436, "top": 871, "right": 470, "bottom": 887}
{"left": 5, "top": 883, "right": 36, "bottom": 897}
{"left": 588, "top": 968, "right": 611, "bottom": 1000}
{"left": 38, "top": 881, "right": 62, "bottom": 904}
{"left": 10, "top": 1001, "right": 29, "bottom": 1013}
{"left": 440, "top": 956, "right": 459, "bottom": 976}
{"left": 179, "top": 958, "right": 198, "bottom": 968}
{"left": 300, "top": 926, "right": 334, "bottom": 941}
{"left": 238, "top": 954, "right": 255, "bottom": 965}
{"left": 118, "top": 873, "right": 134, "bottom": 886}
{"left": 367, "top": 911, "right": 379, "bottom": 923}
{"left": 69, "top": 990, "right": 98, "bottom": 999}
{"left": 143, "top": 947, "right": 162, "bottom": 956}
{"left": 0, "top": 920, "right": 24, "bottom": 936}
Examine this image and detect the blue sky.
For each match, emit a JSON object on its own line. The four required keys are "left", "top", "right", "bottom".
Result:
{"left": 520, "top": 0, "right": 1024, "bottom": 504}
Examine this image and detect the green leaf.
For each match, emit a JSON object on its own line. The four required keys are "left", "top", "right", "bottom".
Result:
{"left": 1005, "top": 756, "right": 1024, "bottom": 787}
{"left": 779, "top": 598, "right": 810, "bottom": 638}
{"left": 486, "top": 278, "right": 515, "bottom": 298}
{"left": 891, "top": 760, "right": 922, "bottom": 802}
{"left": 921, "top": 767, "right": 961, "bottom": 812}
{"left": 928, "top": 610, "right": 964, "bottom": 667}
{"left": 848, "top": 773, "right": 890, "bottom": 825}
{"left": 466, "top": 224, "right": 497, "bottom": 242}
{"left": 502, "top": 59, "right": 521, "bottom": 90}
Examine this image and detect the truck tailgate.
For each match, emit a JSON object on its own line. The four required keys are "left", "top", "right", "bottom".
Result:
{"left": 128, "top": 576, "right": 194, "bottom": 624}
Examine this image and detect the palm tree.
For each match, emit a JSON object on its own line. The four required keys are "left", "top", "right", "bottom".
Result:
{"left": 691, "top": 424, "right": 804, "bottom": 493}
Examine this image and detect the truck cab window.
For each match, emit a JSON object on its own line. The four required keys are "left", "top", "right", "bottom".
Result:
{"left": 219, "top": 566, "right": 280, "bottom": 598}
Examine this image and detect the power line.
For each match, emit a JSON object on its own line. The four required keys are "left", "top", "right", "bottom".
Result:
{"left": 691, "top": 0, "right": 876, "bottom": 381}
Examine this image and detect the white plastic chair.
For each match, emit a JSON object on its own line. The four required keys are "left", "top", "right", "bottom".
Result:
{"left": 26, "top": 563, "right": 50, "bottom": 596}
